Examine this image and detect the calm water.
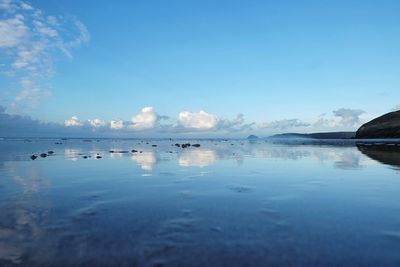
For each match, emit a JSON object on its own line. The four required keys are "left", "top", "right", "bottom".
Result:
{"left": 1, "top": 138, "right": 400, "bottom": 267}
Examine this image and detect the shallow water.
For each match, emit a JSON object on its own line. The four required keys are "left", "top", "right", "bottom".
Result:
{"left": 1, "top": 138, "right": 400, "bottom": 267}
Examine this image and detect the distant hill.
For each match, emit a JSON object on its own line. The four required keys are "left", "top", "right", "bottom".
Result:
{"left": 270, "top": 132, "right": 356, "bottom": 139}
{"left": 356, "top": 110, "right": 400, "bottom": 139}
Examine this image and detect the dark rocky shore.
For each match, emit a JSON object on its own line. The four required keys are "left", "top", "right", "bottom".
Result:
{"left": 356, "top": 110, "right": 400, "bottom": 139}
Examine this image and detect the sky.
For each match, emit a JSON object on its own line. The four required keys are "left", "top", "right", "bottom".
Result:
{"left": 1, "top": 0, "right": 400, "bottom": 137}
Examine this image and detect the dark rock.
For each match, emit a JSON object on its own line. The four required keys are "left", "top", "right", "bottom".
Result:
{"left": 192, "top": 144, "right": 201, "bottom": 147}
{"left": 47, "top": 151, "right": 54, "bottom": 155}
{"left": 152, "top": 145, "right": 157, "bottom": 147}
{"left": 356, "top": 110, "right": 400, "bottom": 139}
{"left": 30, "top": 155, "right": 37, "bottom": 160}
{"left": 40, "top": 153, "right": 47, "bottom": 158}
{"left": 83, "top": 156, "right": 88, "bottom": 159}
{"left": 175, "top": 143, "right": 181, "bottom": 147}
{"left": 181, "top": 143, "right": 191, "bottom": 148}
{"left": 96, "top": 155, "right": 102, "bottom": 159}
{"left": 131, "top": 149, "right": 138, "bottom": 153}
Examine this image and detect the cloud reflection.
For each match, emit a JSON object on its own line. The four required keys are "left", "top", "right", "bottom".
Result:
{"left": 178, "top": 149, "right": 218, "bottom": 167}
{"left": 64, "top": 148, "right": 81, "bottom": 161}
{"left": 131, "top": 151, "right": 157, "bottom": 170}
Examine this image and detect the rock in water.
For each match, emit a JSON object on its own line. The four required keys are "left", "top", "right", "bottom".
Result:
{"left": 40, "top": 153, "right": 47, "bottom": 158}
{"left": 30, "top": 155, "right": 37, "bottom": 160}
{"left": 356, "top": 111, "right": 400, "bottom": 139}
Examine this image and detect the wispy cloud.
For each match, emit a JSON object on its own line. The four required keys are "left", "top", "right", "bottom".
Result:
{"left": 0, "top": 0, "right": 89, "bottom": 110}
{"left": 259, "top": 119, "right": 310, "bottom": 130}
{"left": 391, "top": 104, "right": 400, "bottom": 112}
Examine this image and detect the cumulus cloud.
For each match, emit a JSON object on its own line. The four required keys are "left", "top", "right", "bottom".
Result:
{"left": 0, "top": 0, "right": 89, "bottom": 110}
{"left": 110, "top": 119, "right": 124, "bottom": 130}
{"left": 88, "top": 118, "right": 106, "bottom": 128}
{"left": 259, "top": 119, "right": 310, "bottom": 130}
{"left": 64, "top": 116, "right": 83, "bottom": 127}
{"left": 178, "top": 110, "right": 218, "bottom": 130}
{"left": 332, "top": 108, "right": 364, "bottom": 127}
{"left": 129, "top": 107, "right": 158, "bottom": 130}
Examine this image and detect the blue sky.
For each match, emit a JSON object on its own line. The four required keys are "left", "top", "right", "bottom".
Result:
{"left": 1, "top": 0, "right": 400, "bottom": 137}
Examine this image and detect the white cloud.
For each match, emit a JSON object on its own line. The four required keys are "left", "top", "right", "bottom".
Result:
{"left": 179, "top": 110, "right": 218, "bottom": 130}
{"left": 110, "top": 119, "right": 124, "bottom": 130}
{"left": 65, "top": 116, "right": 82, "bottom": 127}
{"left": 333, "top": 108, "right": 364, "bottom": 127}
{"left": 216, "top": 113, "right": 255, "bottom": 132}
{"left": 129, "top": 107, "right": 158, "bottom": 130}
{"left": 14, "top": 77, "right": 51, "bottom": 107}
{"left": 20, "top": 2, "right": 32, "bottom": 10}
{"left": 0, "top": 0, "right": 89, "bottom": 110}
{"left": 0, "top": 0, "right": 11, "bottom": 10}
{"left": 33, "top": 19, "right": 58, "bottom": 37}
{"left": 88, "top": 118, "right": 105, "bottom": 128}
{"left": 0, "top": 14, "right": 28, "bottom": 48}
{"left": 259, "top": 119, "right": 310, "bottom": 130}
{"left": 312, "top": 108, "right": 365, "bottom": 129}
{"left": 313, "top": 116, "right": 338, "bottom": 128}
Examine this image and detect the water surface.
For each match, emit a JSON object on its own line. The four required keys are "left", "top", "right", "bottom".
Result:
{"left": 1, "top": 138, "right": 400, "bottom": 266}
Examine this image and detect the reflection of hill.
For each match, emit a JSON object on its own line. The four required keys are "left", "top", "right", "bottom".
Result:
{"left": 357, "top": 145, "right": 400, "bottom": 169}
